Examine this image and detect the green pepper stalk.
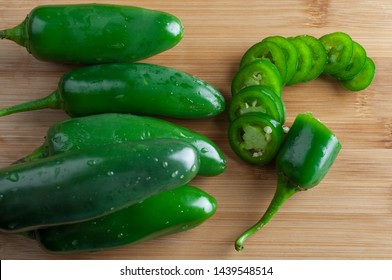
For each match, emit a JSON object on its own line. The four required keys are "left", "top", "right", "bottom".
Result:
{"left": 235, "top": 113, "right": 341, "bottom": 251}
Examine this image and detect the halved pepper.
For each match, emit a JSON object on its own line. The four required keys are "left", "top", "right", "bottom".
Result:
{"left": 235, "top": 113, "right": 341, "bottom": 251}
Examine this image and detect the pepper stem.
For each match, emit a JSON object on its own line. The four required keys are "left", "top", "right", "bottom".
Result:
{"left": 0, "top": 91, "right": 60, "bottom": 117}
{"left": 13, "top": 144, "right": 49, "bottom": 164}
{"left": 235, "top": 174, "right": 298, "bottom": 252}
{"left": 0, "top": 19, "right": 28, "bottom": 47}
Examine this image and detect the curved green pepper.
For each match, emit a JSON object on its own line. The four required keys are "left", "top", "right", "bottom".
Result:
{"left": 18, "top": 113, "right": 226, "bottom": 177}
{"left": 0, "top": 138, "right": 200, "bottom": 232}
{"left": 235, "top": 113, "right": 341, "bottom": 251}
{"left": 0, "top": 4, "right": 184, "bottom": 64}
{"left": 34, "top": 185, "right": 216, "bottom": 253}
{"left": 0, "top": 63, "right": 225, "bottom": 119}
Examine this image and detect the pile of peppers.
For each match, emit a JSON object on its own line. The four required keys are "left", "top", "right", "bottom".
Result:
{"left": 0, "top": 5, "right": 371, "bottom": 254}
{"left": 0, "top": 4, "right": 227, "bottom": 253}
{"left": 227, "top": 32, "right": 376, "bottom": 250}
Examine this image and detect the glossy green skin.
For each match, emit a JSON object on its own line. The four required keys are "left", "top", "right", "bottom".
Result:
{"left": 0, "top": 63, "right": 225, "bottom": 119}
{"left": 21, "top": 113, "right": 226, "bottom": 176}
{"left": 228, "top": 113, "right": 284, "bottom": 165}
{"left": 228, "top": 85, "right": 286, "bottom": 124}
{"left": 54, "top": 63, "right": 224, "bottom": 118}
{"left": 35, "top": 185, "right": 217, "bottom": 253}
{"left": 276, "top": 113, "right": 342, "bottom": 189}
{"left": 1, "top": 4, "right": 184, "bottom": 64}
{"left": 0, "top": 139, "right": 199, "bottom": 232}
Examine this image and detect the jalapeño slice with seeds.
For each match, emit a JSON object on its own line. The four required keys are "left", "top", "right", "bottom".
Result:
{"left": 231, "top": 60, "right": 283, "bottom": 96}
{"left": 240, "top": 40, "right": 287, "bottom": 84}
{"left": 228, "top": 113, "right": 284, "bottom": 165}
{"left": 228, "top": 85, "right": 286, "bottom": 124}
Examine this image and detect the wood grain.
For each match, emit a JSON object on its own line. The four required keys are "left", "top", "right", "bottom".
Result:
{"left": 0, "top": 0, "right": 391, "bottom": 259}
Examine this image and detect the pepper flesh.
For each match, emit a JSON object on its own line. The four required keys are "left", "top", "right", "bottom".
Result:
{"left": 235, "top": 113, "right": 341, "bottom": 251}
{"left": 0, "top": 63, "right": 225, "bottom": 119}
{"left": 0, "top": 139, "right": 200, "bottom": 232}
{"left": 18, "top": 113, "right": 226, "bottom": 177}
{"left": 0, "top": 4, "right": 184, "bottom": 64}
{"left": 34, "top": 185, "right": 217, "bottom": 253}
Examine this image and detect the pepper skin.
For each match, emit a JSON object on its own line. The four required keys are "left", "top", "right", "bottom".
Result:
{"left": 0, "top": 139, "right": 200, "bottom": 232}
{"left": 34, "top": 185, "right": 217, "bottom": 253}
{"left": 235, "top": 113, "right": 341, "bottom": 251}
{"left": 0, "top": 63, "right": 225, "bottom": 119}
{"left": 18, "top": 113, "right": 226, "bottom": 177}
{"left": 0, "top": 4, "right": 184, "bottom": 64}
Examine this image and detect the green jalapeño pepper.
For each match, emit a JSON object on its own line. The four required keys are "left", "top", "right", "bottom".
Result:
{"left": 34, "top": 185, "right": 217, "bottom": 253}
{"left": 0, "top": 4, "right": 184, "bottom": 64}
{"left": 18, "top": 113, "right": 226, "bottom": 177}
{"left": 0, "top": 63, "right": 225, "bottom": 119}
{"left": 228, "top": 113, "right": 284, "bottom": 165}
{"left": 235, "top": 113, "right": 341, "bottom": 251}
{"left": 0, "top": 139, "right": 200, "bottom": 232}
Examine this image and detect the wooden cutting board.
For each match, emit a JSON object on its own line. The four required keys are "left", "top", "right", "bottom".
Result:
{"left": 0, "top": 0, "right": 391, "bottom": 260}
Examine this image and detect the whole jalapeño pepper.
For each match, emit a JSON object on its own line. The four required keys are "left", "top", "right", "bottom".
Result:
{"left": 18, "top": 113, "right": 226, "bottom": 177}
{"left": 0, "top": 4, "right": 184, "bottom": 64}
{"left": 34, "top": 185, "right": 217, "bottom": 253}
{"left": 0, "top": 139, "right": 200, "bottom": 232}
{"left": 0, "top": 63, "right": 225, "bottom": 119}
{"left": 235, "top": 113, "right": 341, "bottom": 251}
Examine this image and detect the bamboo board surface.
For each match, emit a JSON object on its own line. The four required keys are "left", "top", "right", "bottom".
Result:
{"left": 0, "top": 0, "right": 391, "bottom": 260}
